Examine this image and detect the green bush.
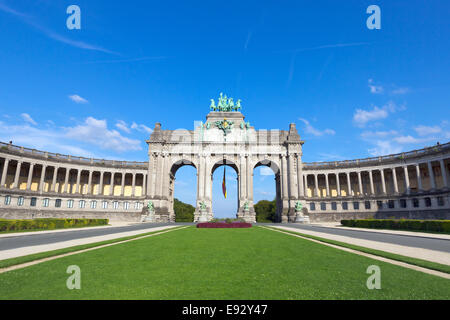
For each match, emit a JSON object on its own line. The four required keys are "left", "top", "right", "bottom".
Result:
{"left": 174, "top": 198, "right": 195, "bottom": 222}
{"left": 341, "top": 219, "right": 450, "bottom": 234}
{"left": 0, "top": 218, "right": 109, "bottom": 232}
{"left": 254, "top": 199, "right": 276, "bottom": 222}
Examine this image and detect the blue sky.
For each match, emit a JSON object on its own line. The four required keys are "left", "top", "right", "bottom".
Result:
{"left": 0, "top": 1, "right": 449, "bottom": 217}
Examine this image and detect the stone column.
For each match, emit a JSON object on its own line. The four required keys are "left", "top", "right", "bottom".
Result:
{"left": 297, "top": 157, "right": 304, "bottom": 198}
{"left": 288, "top": 155, "right": 297, "bottom": 199}
{"left": 392, "top": 167, "right": 399, "bottom": 194}
{"left": 380, "top": 169, "right": 386, "bottom": 194}
{"left": 314, "top": 174, "right": 319, "bottom": 197}
{"left": 281, "top": 155, "right": 288, "bottom": 199}
{"left": 239, "top": 156, "right": 246, "bottom": 201}
{"left": 51, "top": 166, "right": 58, "bottom": 192}
{"left": 325, "top": 173, "right": 330, "bottom": 197}
{"left": 143, "top": 174, "right": 147, "bottom": 196}
{"left": 404, "top": 166, "right": 410, "bottom": 194}
{"left": 357, "top": 171, "right": 363, "bottom": 195}
{"left": 440, "top": 160, "right": 448, "bottom": 188}
{"left": 27, "top": 163, "right": 34, "bottom": 190}
{"left": 303, "top": 174, "right": 307, "bottom": 197}
{"left": 159, "top": 156, "right": 165, "bottom": 197}
{"left": 98, "top": 171, "right": 104, "bottom": 195}
{"left": 63, "top": 168, "right": 70, "bottom": 193}
{"left": 110, "top": 172, "right": 115, "bottom": 196}
{"left": 87, "top": 170, "right": 93, "bottom": 195}
{"left": 427, "top": 162, "right": 436, "bottom": 189}
{"left": 336, "top": 173, "right": 341, "bottom": 197}
{"left": 75, "top": 169, "right": 81, "bottom": 194}
{"left": 415, "top": 165, "right": 422, "bottom": 191}
{"left": 120, "top": 173, "right": 126, "bottom": 196}
{"left": 369, "top": 170, "right": 375, "bottom": 195}
{"left": 13, "top": 161, "right": 22, "bottom": 189}
{"left": 131, "top": 173, "right": 136, "bottom": 197}
{"left": 0, "top": 158, "right": 9, "bottom": 187}
{"left": 39, "top": 165, "right": 47, "bottom": 192}
{"left": 346, "top": 172, "right": 351, "bottom": 196}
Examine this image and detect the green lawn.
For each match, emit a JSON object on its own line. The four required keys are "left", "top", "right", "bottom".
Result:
{"left": 0, "top": 226, "right": 449, "bottom": 300}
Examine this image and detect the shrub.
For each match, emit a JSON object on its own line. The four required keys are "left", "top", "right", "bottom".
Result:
{"left": 0, "top": 218, "right": 109, "bottom": 232}
{"left": 341, "top": 219, "right": 450, "bottom": 234}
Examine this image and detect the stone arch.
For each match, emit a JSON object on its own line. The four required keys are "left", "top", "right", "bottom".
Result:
{"left": 168, "top": 158, "right": 198, "bottom": 222}
{"left": 253, "top": 159, "right": 283, "bottom": 222}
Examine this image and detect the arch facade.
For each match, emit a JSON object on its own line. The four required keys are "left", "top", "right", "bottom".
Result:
{"left": 0, "top": 104, "right": 449, "bottom": 223}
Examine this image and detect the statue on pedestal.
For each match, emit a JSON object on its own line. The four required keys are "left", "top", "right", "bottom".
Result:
{"left": 141, "top": 200, "right": 156, "bottom": 222}
{"left": 294, "top": 201, "right": 310, "bottom": 224}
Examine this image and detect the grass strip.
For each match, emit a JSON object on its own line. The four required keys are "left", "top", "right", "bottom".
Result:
{"left": 0, "top": 226, "right": 186, "bottom": 269}
{"left": 264, "top": 226, "right": 450, "bottom": 274}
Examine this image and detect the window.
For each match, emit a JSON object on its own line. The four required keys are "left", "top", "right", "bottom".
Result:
{"left": 388, "top": 200, "right": 395, "bottom": 209}
{"left": 113, "top": 201, "right": 119, "bottom": 209}
{"left": 400, "top": 199, "right": 407, "bottom": 208}
{"left": 437, "top": 197, "right": 444, "bottom": 206}
{"left": 67, "top": 200, "right": 74, "bottom": 208}
{"left": 124, "top": 202, "right": 130, "bottom": 210}
{"left": 342, "top": 202, "right": 348, "bottom": 210}
{"left": 4, "top": 195, "right": 11, "bottom": 205}
{"left": 425, "top": 197, "right": 431, "bottom": 207}
{"left": 376, "top": 201, "right": 383, "bottom": 209}
{"left": 90, "top": 201, "right": 97, "bottom": 209}
{"left": 17, "top": 196, "right": 24, "bottom": 206}
{"left": 353, "top": 201, "right": 359, "bottom": 210}
{"left": 55, "top": 199, "right": 62, "bottom": 208}
{"left": 134, "top": 202, "right": 141, "bottom": 210}
{"left": 412, "top": 198, "right": 419, "bottom": 208}
{"left": 365, "top": 201, "right": 371, "bottom": 210}
{"left": 79, "top": 200, "right": 86, "bottom": 208}
{"left": 309, "top": 202, "right": 316, "bottom": 211}
{"left": 320, "top": 202, "right": 326, "bottom": 211}
{"left": 331, "top": 202, "right": 337, "bottom": 210}
{"left": 102, "top": 201, "right": 108, "bottom": 209}
{"left": 30, "top": 197, "right": 37, "bottom": 207}
{"left": 42, "top": 198, "right": 49, "bottom": 207}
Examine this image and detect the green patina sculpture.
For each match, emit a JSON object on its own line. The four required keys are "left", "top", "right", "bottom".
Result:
{"left": 147, "top": 201, "right": 154, "bottom": 212}
{"left": 243, "top": 201, "right": 249, "bottom": 211}
{"left": 199, "top": 201, "right": 207, "bottom": 211}
{"left": 294, "top": 201, "right": 303, "bottom": 212}
{"left": 211, "top": 93, "right": 243, "bottom": 112}
{"left": 205, "top": 122, "right": 211, "bottom": 129}
{"left": 215, "top": 119, "right": 234, "bottom": 136}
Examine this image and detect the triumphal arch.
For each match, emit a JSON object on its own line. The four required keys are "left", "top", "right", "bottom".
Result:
{"left": 145, "top": 93, "right": 306, "bottom": 223}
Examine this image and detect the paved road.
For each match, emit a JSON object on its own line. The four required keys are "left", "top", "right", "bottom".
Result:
{"left": 1, "top": 222, "right": 449, "bottom": 254}
{"left": 0, "top": 223, "right": 194, "bottom": 251}
{"left": 262, "top": 223, "right": 450, "bottom": 253}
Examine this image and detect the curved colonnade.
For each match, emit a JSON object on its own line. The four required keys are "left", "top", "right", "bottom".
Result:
{"left": 0, "top": 140, "right": 449, "bottom": 222}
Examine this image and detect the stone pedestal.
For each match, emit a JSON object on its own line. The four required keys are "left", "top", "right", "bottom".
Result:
{"left": 295, "top": 212, "right": 310, "bottom": 224}
{"left": 197, "top": 209, "right": 209, "bottom": 222}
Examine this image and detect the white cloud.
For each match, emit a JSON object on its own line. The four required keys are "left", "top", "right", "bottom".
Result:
{"left": 361, "top": 130, "right": 398, "bottom": 138}
{"left": 131, "top": 122, "right": 153, "bottom": 134}
{"left": 353, "top": 106, "right": 388, "bottom": 127}
{"left": 115, "top": 120, "right": 131, "bottom": 133}
{"left": 259, "top": 166, "right": 274, "bottom": 176}
{"left": 298, "top": 118, "right": 335, "bottom": 136}
{"left": 69, "top": 94, "right": 88, "bottom": 104}
{"left": 21, "top": 113, "right": 37, "bottom": 125}
{"left": 368, "top": 79, "right": 383, "bottom": 94}
{"left": 65, "top": 117, "right": 142, "bottom": 153}
{"left": 353, "top": 101, "right": 405, "bottom": 128}
{"left": 414, "top": 125, "right": 442, "bottom": 136}
{"left": 367, "top": 140, "right": 402, "bottom": 156}
{"left": 391, "top": 87, "right": 410, "bottom": 95}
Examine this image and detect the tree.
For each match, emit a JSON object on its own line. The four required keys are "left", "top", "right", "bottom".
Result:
{"left": 174, "top": 198, "right": 195, "bottom": 222}
{"left": 254, "top": 199, "right": 276, "bottom": 222}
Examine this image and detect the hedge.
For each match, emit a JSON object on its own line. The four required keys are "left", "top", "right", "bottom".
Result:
{"left": 197, "top": 222, "right": 252, "bottom": 228}
{"left": 0, "top": 218, "right": 109, "bottom": 232}
{"left": 341, "top": 219, "right": 450, "bottom": 233}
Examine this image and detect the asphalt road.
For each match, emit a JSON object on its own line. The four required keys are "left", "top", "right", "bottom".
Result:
{"left": 264, "top": 223, "right": 450, "bottom": 253}
{"left": 0, "top": 222, "right": 193, "bottom": 251}
{"left": 0, "top": 222, "right": 449, "bottom": 254}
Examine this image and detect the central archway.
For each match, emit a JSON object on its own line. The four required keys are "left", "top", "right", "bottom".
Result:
{"left": 211, "top": 159, "right": 239, "bottom": 219}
